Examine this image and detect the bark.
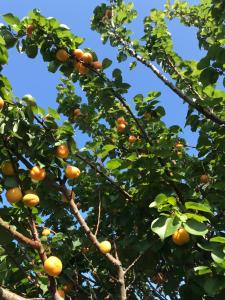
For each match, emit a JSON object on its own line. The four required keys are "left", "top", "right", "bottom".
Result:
{"left": 0, "top": 287, "right": 44, "bottom": 300}
{"left": 118, "top": 267, "right": 126, "bottom": 300}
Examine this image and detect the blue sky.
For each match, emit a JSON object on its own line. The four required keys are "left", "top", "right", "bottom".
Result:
{"left": 0, "top": 0, "right": 202, "bottom": 149}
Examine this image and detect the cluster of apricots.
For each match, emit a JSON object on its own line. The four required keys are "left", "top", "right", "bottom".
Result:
{"left": 26, "top": 24, "right": 102, "bottom": 76}
{"left": 55, "top": 47, "right": 102, "bottom": 75}
{"left": 116, "top": 117, "right": 138, "bottom": 144}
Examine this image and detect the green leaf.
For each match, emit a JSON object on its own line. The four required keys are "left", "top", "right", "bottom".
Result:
{"left": 210, "top": 237, "right": 225, "bottom": 243}
{"left": 0, "top": 36, "right": 8, "bottom": 64}
{"left": 72, "top": 239, "right": 81, "bottom": 250}
{"left": 194, "top": 266, "right": 212, "bottom": 276}
{"left": 26, "top": 44, "right": 38, "bottom": 59}
{"left": 106, "top": 158, "right": 122, "bottom": 170}
{"left": 151, "top": 216, "right": 181, "bottom": 241}
{"left": 203, "top": 277, "right": 225, "bottom": 297}
{"left": 48, "top": 61, "right": 61, "bottom": 73}
{"left": 129, "top": 61, "right": 137, "bottom": 70}
{"left": 200, "top": 67, "right": 219, "bottom": 87}
{"left": 102, "top": 58, "right": 112, "bottom": 69}
{"left": 48, "top": 107, "right": 60, "bottom": 120}
{"left": 184, "top": 213, "right": 209, "bottom": 223}
{"left": 183, "top": 219, "right": 208, "bottom": 236}
{"left": 2, "top": 13, "right": 20, "bottom": 26}
{"left": 185, "top": 201, "right": 212, "bottom": 214}
{"left": 4, "top": 177, "right": 18, "bottom": 188}
{"left": 99, "top": 144, "right": 116, "bottom": 158}
{"left": 52, "top": 232, "right": 64, "bottom": 243}
{"left": 149, "top": 193, "right": 167, "bottom": 208}
{"left": 211, "top": 249, "right": 225, "bottom": 264}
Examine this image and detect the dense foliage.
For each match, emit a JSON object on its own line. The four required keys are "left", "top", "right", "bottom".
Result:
{"left": 0, "top": 0, "right": 224, "bottom": 299}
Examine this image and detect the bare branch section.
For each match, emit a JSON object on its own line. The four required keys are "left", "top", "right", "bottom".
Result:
{"left": 113, "top": 241, "right": 127, "bottom": 300}
{"left": 0, "top": 217, "right": 40, "bottom": 249}
{"left": 0, "top": 287, "right": 44, "bottom": 300}
{"left": 28, "top": 212, "right": 58, "bottom": 299}
{"left": 124, "top": 254, "right": 142, "bottom": 275}
{"left": 60, "top": 186, "right": 121, "bottom": 267}
{"left": 110, "top": 31, "right": 225, "bottom": 126}
{"left": 94, "top": 194, "right": 102, "bottom": 237}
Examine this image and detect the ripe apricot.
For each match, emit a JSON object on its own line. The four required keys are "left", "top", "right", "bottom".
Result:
{"left": 56, "top": 144, "right": 69, "bottom": 159}
{"left": 78, "top": 63, "right": 89, "bottom": 75}
{"left": 73, "top": 61, "right": 80, "bottom": 71}
{"left": 1, "top": 160, "right": 14, "bottom": 176}
{"left": 30, "top": 166, "right": 46, "bottom": 181}
{"left": 172, "top": 228, "right": 190, "bottom": 246}
{"left": 44, "top": 256, "right": 62, "bottom": 277}
{"left": 128, "top": 135, "right": 137, "bottom": 144}
{"left": 65, "top": 166, "right": 81, "bottom": 179}
{"left": 73, "top": 108, "right": 81, "bottom": 118}
{"left": 82, "top": 52, "right": 93, "bottom": 64}
{"left": 57, "top": 289, "right": 65, "bottom": 299}
{"left": 63, "top": 281, "right": 73, "bottom": 292}
{"left": 56, "top": 49, "right": 69, "bottom": 62}
{"left": 116, "top": 117, "right": 127, "bottom": 125}
{"left": 200, "top": 174, "right": 209, "bottom": 184}
{"left": 99, "top": 241, "right": 111, "bottom": 254}
{"left": 175, "top": 142, "right": 183, "bottom": 150}
{"left": 0, "top": 97, "right": 5, "bottom": 110}
{"left": 117, "top": 123, "right": 126, "bottom": 133}
{"left": 72, "top": 49, "right": 84, "bottom": 60}
{"left": 6, "top": 187, "right": 23, "bottom": 204}
{"left": 42, "top": 228, "right": 51, "bottom": 236}
{"left": 23, "top": 192, "right": 40, "bottom": 207}
{"left": 91, "top": 61, "right": 102, "bottom": 70}
{"left": 26, "top": 24, "right": 34, "bottom": 36}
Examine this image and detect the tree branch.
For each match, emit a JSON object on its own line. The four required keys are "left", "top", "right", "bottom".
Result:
{"left": 75, "top": 153, "right": 132, "bottom": 201}
{"left": 124, "top": 254, "right": 142, "bottom": 275}
{"left": 28, "top": 212, "right": 58, "bottom": 299}
{"left": 0, "top": 217, "right": 40, "bottom": 249}
{"left": 109, "top": 29, "right": 225, "bottom": 126}
{"left": 60, "top": 187, "right": 121, "bottom": 267}
{"left": 113, "top": 240, "right": 127, "bottom": 300}
{"left": 94, "top": 193, "right": 102, "bottom": 237}
{"left": 0, "top": 287, "right": 45, "bottom": 300}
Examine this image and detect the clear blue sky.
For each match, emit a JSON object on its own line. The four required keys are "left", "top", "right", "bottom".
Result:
{"left": 1, "top": 0, "right": 202, "bottom": 149}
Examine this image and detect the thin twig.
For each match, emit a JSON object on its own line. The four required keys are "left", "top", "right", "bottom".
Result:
{"left": 124, "top": 254, "right": 142, "bottom": 275}
{"left": 94, "top": 192, "right": 102, "bottom": 237}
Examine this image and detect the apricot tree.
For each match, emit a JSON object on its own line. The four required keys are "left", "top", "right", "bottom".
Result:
{"left": 0, "top": 0, "right": 225, "bottom": 299}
